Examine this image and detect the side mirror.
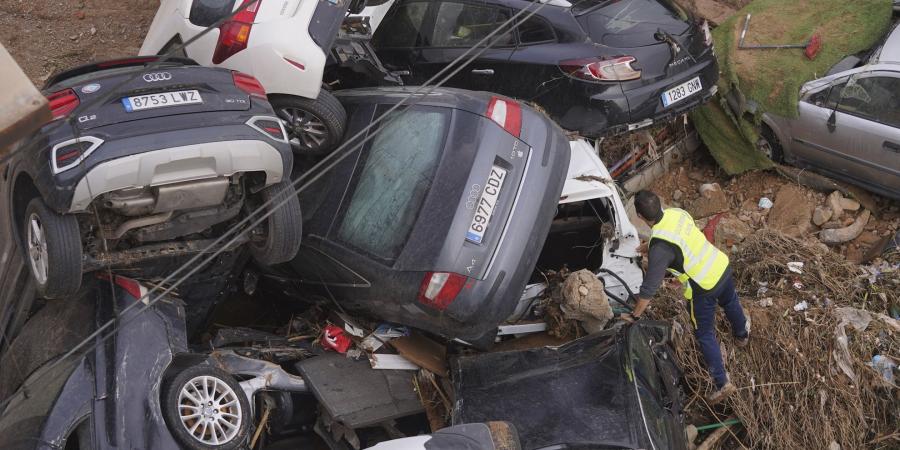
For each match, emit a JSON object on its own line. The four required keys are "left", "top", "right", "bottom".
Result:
{"left": 827, "top": 110, "right": 836, "bottom": 133}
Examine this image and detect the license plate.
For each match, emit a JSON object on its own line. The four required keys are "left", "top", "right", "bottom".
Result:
{"left": 466, "top": 165, "right": 508, "bottom": 244}
{"left": 661, "top": 77, "right": 702, "bottom": 108}
{"left": 122, "top": 90, "right": 202, "bottom": 112}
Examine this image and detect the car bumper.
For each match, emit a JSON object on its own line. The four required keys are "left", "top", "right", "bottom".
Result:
{"left": 37, "top": 121, "right": 292, "bottom": 214}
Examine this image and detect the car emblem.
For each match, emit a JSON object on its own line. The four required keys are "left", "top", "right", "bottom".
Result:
{"left": 81, "top": 83, "right": 101, "bottom": 94}
{"left": 143, "top": 72, "right": 172, "bottom": 82}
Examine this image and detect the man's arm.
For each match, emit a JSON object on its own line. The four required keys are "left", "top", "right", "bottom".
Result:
{"left": 626, "top": 242, "right": 675, "bottom": 320}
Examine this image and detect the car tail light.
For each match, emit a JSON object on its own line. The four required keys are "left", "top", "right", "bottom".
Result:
{"left": 46, "top": 88, "right": 80, "bottom": 120}
{"left": 96, "top": 273, "right": 146, "bottom": 300}
{"left": 246, "top": 116, "right": 287, "bottom": 141}
{"left": 559, "top": 56, "right": 642, "bottom": 82}
{"left": 418, "top": 272, "right": 468, "bottom": 310}
{"left": 232, "top": 71, "right": 266, "bottom": 98}
{"left": 486, "top": 96, "right": 521, "bottom": 137}
{"left": 51, "top": 136, "right": 104, "bottom": 174}
{"left": 212, "top": 0, "right": 262, "bottom": 64}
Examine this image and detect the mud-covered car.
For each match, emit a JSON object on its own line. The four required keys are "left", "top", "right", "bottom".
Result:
{"left": 261, "top": 87, "right": 571, "bottom": 347}
{"left": 6, "top": 57, "right": 302, "bottom": 299}
{"left": 372, "top": 0, "right": 718, "bottom": 136}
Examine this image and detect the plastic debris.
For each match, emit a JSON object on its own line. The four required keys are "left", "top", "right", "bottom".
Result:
{"left": 758, "top": 298, "right": 773, "bottom": 307}
{"left": 758, "top": 197, "right": 773, "bottom": 209}
{"left": 793, "top": 282, "right": 804, "bottom": 290}
{"left": 787, "top": 262, "right": 804, "bottom": 274}
{"left": 321, "top": 324, "right": 353, "bottom": 353}
{"left": 870, "top": 355, "right": 896, "bottom": 385}
{"left": 793, "top": 301, "right": 809, "bottom": 311}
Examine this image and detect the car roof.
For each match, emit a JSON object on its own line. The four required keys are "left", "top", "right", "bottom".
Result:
{"left": 875, "top": 22, "right": 900, "bottom": 64}
{"left": 333, "top": 86, "right": 497, "bottom": 116}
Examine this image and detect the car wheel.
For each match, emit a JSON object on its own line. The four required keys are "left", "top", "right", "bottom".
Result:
{"left": 248, "top": 180, "right": 302, "bottom": 267}
{"left": 757, "top": 125, "right": 784, "bottom": 163}
{"left": 23, "top": 197, "right": 82, "bottom": 299}
{"left": 162, "top": 365, "right": 251, "bottom": 450}
{"left": 271, "top": 91, "right": 346, "bottom": 157}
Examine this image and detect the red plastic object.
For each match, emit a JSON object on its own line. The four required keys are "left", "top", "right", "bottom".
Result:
{"left": 805, "top": 34, "right": 822, "bottom": 60}
{"left": 321, "top": 324, "right": 352, "bottom": 353}
{"left": 703, "top": 213, "right": 725, "bottom": 243}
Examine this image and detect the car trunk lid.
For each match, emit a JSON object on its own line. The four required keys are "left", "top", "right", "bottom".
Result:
{"left": 575, "top": 0, "right": 707, "bottom": 83}
{"left": 49, "top": 64, "right": 252, "bottom": 131}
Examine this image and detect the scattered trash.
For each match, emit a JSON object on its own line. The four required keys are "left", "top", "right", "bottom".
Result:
{"left": 758, "top": 197, "right": 773, "bottom": 209}
{"left": 787, "top": 261, "right": 804, "bottom": 274}
{"left": 756, "top": 282, "right": 769, "bottom": 297}
{"left": 758, "top": 298, "right": 773, "bottom": 307}
{"left": 793, "top": 282, "right": 804, "bottom": 290}
{"left": 360, "top": 324, "right": 409, "bottom": 352}
{"left": 368, "top": 353, "right": 420, "bottom": 371}
{"left": 321, "top": 324, "right": 353, "bottom": 353}
{"left": 390, "top": 332, "right": 448, "bottom": 377}
{"left": 793, "top": 301, "right": 809, "bottom": 311}
{"left": 869, "top": 355, "right": 896, "bottom": 385}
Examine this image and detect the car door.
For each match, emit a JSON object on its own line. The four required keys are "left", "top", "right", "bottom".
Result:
{"left": 502, "top": 14, "right": 563, "bottom": 101}
{"left": 371, "top": 0, "right": 434, "bottom": 84}
{"left": 826, "top": 72, "right": 900, "bottom": 196}
{"left": 422, "top": 0, "right": 517, "bottom": 92}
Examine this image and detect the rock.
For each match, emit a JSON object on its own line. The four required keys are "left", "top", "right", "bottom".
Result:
{"left": 560, "top": 269, "right": 613, "bottom": 334}
{"left": 821, "top": 220, "right": 843, "bottom": 230}
{"left": 853, "top": 231, "right": 881, "bottom": 247}
{"left": 842, "top": 217, "right": 855, "bottom": 227}
{"left": 768, "top": 185, "right": 814, "bottom": 237}
{"left": 820, "top": 210, "right": 871, "bottom": 244}
{"left": 827, "top": 191, "right": 844, "bottom": 218}
{"left": 673, "top": 189, "right": 683, "bottom": 201}
{"left": 68, "top": 34, "right": 78, "bottom": 40}
{"left": 714, "top": 216, "right": 753, "bottom": 247}
{"left": 839, "top": 197, "right": 860, "bottom": 211}
{"left": 686, "top": 183, "right": 729, "bottom": 219}
{"left": 812, "top": 206, "right": 833, "bottom": 226}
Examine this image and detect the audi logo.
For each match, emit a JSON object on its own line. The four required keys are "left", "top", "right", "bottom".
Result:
{"left": 143, "top": 72, "right": 172, "bottom": 82}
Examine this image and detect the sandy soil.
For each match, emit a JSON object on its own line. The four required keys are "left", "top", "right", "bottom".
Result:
{"left": 0, "top": 0, "right": 158, "bottom": 86}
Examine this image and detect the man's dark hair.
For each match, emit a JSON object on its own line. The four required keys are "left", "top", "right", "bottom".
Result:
{"left": 634, "top": 190, "right": 663, "bottom": 222}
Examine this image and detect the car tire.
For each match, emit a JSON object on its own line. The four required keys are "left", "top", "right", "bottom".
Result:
{"left": 22, "top": 197, "right": 82, "bottom": 299}
{"left": 270, "top": 91, "right": 346, "bottom": 157}
{"left": 161, "top": 364, "right": 251, "bottom": 450}
{"left": 758, "top": 125, "right": 784, "bottom": 163}
{"left": 248, "top": 180, "right": 302, "bottom": 267}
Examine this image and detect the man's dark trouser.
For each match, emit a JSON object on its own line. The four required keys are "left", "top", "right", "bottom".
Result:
{"left": 690, "top": 273, "right": 747, "bottom": 388}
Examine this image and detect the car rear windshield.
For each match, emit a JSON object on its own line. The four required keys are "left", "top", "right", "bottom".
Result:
{"left": 336, "top": 107, "right": 450, "bottom": 262}
{"left": 575, "top": 0, "right": 689, "bottom": 48}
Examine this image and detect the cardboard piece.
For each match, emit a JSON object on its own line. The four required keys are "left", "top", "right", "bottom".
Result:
{"left": 390, "top": 333, "right": 448, "bottom": 377}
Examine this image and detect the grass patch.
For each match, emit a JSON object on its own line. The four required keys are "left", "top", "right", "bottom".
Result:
{"left": 713, "top": 0, "right": 893, "bottom": 119}
{"left": 690, "top": 100, "right": 772, "bottom": 175}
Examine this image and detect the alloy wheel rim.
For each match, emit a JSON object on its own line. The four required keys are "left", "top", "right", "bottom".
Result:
{"left": 26, "top": 213, "right": 49, "bottom": 285}
{"left": 277, "top": 107, "right": 329, "bottom": 152}
{"left": 177, "top": 375, "right": 243, "bottom": 445}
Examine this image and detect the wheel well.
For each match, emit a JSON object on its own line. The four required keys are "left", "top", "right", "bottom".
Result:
{"left": 12, "top": 173, "right": 40, "bottom": 235}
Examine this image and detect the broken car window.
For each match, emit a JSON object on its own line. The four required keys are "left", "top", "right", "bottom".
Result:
{"left": 431, "top": 2, "right": 513, "bottom": 48}
{"left": 372, "top": 1, "right": 430, "bottom": 48}
{"left": 835, "top": 75, "right": 900, "bottom": 127}
{"left": 335, "top": 107, "right": 449, "bottom": 262}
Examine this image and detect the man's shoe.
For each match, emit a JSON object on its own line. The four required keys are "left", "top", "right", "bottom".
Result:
{"left": 706, "top": 382, "right": 737, "bottom": 405}
{"left": 735, "top": 314, "right": 751, "bottom": 348}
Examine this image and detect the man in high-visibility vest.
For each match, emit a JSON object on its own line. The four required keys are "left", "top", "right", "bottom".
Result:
{"left": 622, "top": 190, "right": 749, "bottom": 404}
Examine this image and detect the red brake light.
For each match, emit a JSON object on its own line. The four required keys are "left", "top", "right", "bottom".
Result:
{"left": 559, "top": 56, "right": 642, "bottom": 82}
{"left": 417, "top": 272, "right": 468, "bottom": 310}
{"left": 96, "top": 273, "right": 145, "bottom": 300}
{"left": 46, "top": 89, "right": 80, "bottom": 120}
{"left": 212, "top": 0, "right": 262, "bottom": 64}
{"left": 486, "top": 96, "right": 522, "bottom": 137}
{"left": 232, "top": 71, "right": 266, "bottom": 98}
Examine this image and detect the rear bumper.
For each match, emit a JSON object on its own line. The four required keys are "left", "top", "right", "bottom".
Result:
{"left": 33, "top": 121, "right": 292, "bottom": 214}
{"left": 69, "top": 139, "right": 287, "bottom": 212}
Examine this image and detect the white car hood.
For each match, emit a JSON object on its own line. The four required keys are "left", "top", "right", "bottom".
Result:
{"left": 561, "top": 138, "right": 616, "bottom": 204}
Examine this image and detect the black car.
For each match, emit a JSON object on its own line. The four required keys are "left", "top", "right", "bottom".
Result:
{"left": 264, "top": 86, "right": 571, "bottom": 347}
{"left": 6, "top": 57, "right": 302, "bottom": 299}
{"left": 372, "top": 0, "right": 718, "bottom": 136}
{"left": 453, "top": 322, "right": 688, "bottom": 450}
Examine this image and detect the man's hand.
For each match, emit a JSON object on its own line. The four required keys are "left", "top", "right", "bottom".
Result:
{"left": 637, "top": 240, "right": 649, "bottom": 256}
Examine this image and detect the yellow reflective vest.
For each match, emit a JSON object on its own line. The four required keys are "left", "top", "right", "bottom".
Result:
{"left": 650, "top": 208, "right": 729, "bottom": 300}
